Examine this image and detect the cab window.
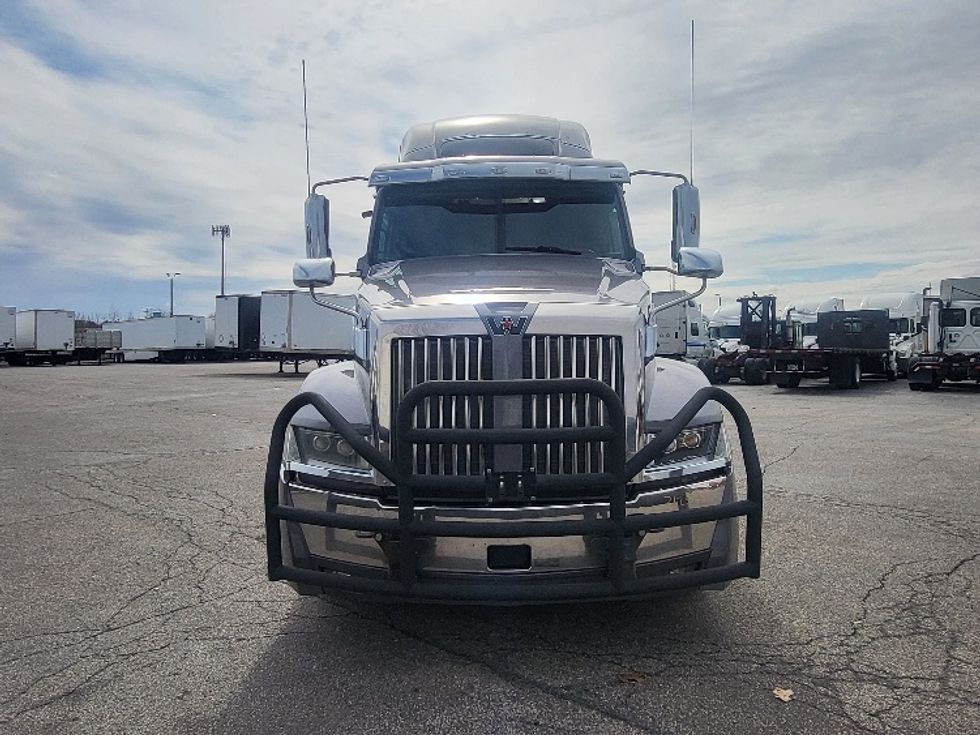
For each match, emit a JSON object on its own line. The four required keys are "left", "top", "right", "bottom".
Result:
{"left": 971, "top": 308, "right": 980, "bottom": 327}
{"left": 940, "top": 308, "right": 966, "bottom": 327}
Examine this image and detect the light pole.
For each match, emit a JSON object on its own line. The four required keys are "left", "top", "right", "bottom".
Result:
{"left": 166, "top": 272, "right": 181, "bottom": 316}
{"left": 211, "top": 224, "right": 231, "bottom": 296}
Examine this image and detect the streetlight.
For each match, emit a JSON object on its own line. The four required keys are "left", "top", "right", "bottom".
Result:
{"left": 166, "top": 272, "right": 181, "bottom": 316}
{"left": 211, "top": 224, "right": 231, "bottom": 296}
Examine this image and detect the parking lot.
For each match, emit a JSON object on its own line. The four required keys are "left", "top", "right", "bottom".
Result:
{"left": 0, "top": 361, "right": 977, "bottom": 734}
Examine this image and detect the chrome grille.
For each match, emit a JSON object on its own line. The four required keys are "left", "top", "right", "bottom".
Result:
{"left": 391, "top": 336, "right": 492, "bottom": 476}
{"left": 522, "top": 335, "right": 624, "bottom": 475}
{"left": 391, "top": 334, "right": 623, "bottom": 479}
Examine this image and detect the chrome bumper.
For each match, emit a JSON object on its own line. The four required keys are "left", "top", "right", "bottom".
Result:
{"left": 281, "top": 472, "right": 735, "bottom": 579}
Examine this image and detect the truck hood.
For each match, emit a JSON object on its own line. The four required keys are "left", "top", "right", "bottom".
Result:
{"left": 359, "top": 254, "right": 649, "bottom": 308}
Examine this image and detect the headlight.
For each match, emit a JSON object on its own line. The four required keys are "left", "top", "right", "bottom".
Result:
{"left": 648, "top": 424, "right": 720, "bottom": 466}
{"left": 291, "top": 427, "right": 371, "bottom": 470}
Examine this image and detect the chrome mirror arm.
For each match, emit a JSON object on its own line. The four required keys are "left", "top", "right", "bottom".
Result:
{"left": 647, "top": 276, "right": 709, "bottom": 317}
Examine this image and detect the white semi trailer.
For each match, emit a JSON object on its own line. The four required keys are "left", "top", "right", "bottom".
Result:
{"left": 1, "top": 307, "right": 15, "bottom": 350}
{"left": 909, "top": 277, "right": 980, "bottom": 389}
{"left": 214, "top": 295, "right": 262, "bottom": 354}
{"left": 103, "top": 315, "right": 207, "bottom": 362}
{"left": 5, "top": 309, "right": 76, "bottom": 365}
{"left": 259, "top": 289, "right": 355, "bottom": 368}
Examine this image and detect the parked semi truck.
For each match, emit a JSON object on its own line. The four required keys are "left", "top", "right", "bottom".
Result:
{"left": 699, "top": 295, "right": 895, "bottom": 388}
{"left": 859, "top": 291, "right": 924, "bottom": 376}
{"left": 708, "top": 303, "right": 742, "bottom": 354}
{"left": 908, "top": 277, "right": 980, "bottom": 390}
{"left": 262, "top": 114, "right": 763, "bottom": 603}
{"left": 769, "top": 309, "right": 896, "bottom": 388}
{"left": 784, "top": 297, "right": 844, "bottom": 348}
{"left": 652, "top": 290, "right": 711, "bottom": 361}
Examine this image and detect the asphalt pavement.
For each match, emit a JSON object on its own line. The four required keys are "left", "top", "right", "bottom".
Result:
{"left": 1, "top": 361, "right": 977, "bottom": 734}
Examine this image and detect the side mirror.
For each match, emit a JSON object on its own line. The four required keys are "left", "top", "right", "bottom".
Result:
{"left": 305, "top": 194, "right": 330, "bottom": 259}
{"left": 676, "top": 247, "right": 723, "bottom": 279}
{"left": 293, "top": 257, "right": 336, "bottom": 288}
{"left": 671, "top": 183, "right": 700, "bottom": 261}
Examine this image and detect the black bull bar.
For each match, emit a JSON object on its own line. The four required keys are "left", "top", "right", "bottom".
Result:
{"left": 264, "top": 379, "right": 763, "bottom": 602}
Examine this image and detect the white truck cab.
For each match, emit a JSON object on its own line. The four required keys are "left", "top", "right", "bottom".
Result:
{"left": 652, "top": 291, "right": 711, "bottom": 361}
{"left": 858, "top": 292, "right": 924, "bottom": 375}
{"left": 785, "top": 297, "right": 844, "bottom": 349}
{"left": 909, "top": 278, "right": 980, "bottom": 389}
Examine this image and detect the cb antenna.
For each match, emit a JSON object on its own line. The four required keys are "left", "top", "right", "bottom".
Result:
{"left": 302, "top": 59, "right": 311, "bottom": 195}
{"left": 689, "top": 19, "right": 695, "bottom": 184}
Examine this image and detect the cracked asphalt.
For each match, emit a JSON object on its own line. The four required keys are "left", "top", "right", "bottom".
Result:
{"left": 1, "top": 362, "right": 978, "bottom": 734}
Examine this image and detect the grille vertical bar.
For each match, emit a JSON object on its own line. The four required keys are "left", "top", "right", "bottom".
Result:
{"left": 392, "top": 336, "right": 493, "bottom": 476}
{"left": 523, "top": 335, "right": 624, "bottom": 475}
{"left": 392, "top": 334, "right": 623, "bottom": 479}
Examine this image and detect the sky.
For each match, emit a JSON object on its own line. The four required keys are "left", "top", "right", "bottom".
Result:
{"left": 1, "top": 0, "right": 979, "bottom": 320}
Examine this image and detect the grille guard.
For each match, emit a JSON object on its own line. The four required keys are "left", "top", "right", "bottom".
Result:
{"left": 264, "top": 378, "right": 763, "bottom": 602}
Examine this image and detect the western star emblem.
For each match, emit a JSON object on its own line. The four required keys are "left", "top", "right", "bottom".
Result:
{"left": 490, "top": 315, "right": 525, "bottom": 335}
{"left": 475, "top": 303, "right": 538, "bottom": 336}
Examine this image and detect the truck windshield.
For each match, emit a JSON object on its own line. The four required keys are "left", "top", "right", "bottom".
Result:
{"left": 369, "top": 180, "right": 632, "bottom": 264}
{"left": 709, "top": 326, "right": 741, "bottom": 339}
{"left": 889, "top": 318, "right": 911, "bottom": 334}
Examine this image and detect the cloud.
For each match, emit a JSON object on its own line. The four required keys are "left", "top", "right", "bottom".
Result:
{"left": 1, "top": 0, "right": 979, "bottom": 318}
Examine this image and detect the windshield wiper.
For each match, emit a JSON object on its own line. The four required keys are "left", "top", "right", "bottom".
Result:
{"left": 504, "top": 245, "right": 582, "bottom": 255}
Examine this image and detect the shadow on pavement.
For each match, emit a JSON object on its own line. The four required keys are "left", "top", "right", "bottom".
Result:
{"left": 206, "top": 586, "right": 800, "bottom": 734}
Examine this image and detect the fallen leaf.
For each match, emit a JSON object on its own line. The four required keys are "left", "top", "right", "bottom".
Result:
{"left": 773, "top": 687, "right": 794, "bottom": 703}
{"left": 618, "top": 671, "right": 649, "bottom": 685}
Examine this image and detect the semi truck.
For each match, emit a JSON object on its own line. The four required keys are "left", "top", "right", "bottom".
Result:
{"left": 707, "top": 303, "right": 742, "bottom": 354}
{"left": 652, "top": 290, "right": 711, "bottom": 361}
{"left": 859, "top": 291, "right": 924, "bottom": 376}
{"left": 699, "top": 295, "right": 896, "bottom": 388}
{"left": 908, "top": 277, "right": 980, "bottom": 389}
{"left": 784, "top": 297, "right": 844, "bottom": 348}
{"left": 262, "top": 114, "right": 763, "bottom": 603}
{"left": 768, "top": 309, "right": 896, "bottom": 388}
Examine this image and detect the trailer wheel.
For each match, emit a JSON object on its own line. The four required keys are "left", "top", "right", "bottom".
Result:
{"left": 742, "top": 358, "right": 769, "bottom": 386}
{"left": 774, "top": 374, "right": 801, "bottom": 389}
